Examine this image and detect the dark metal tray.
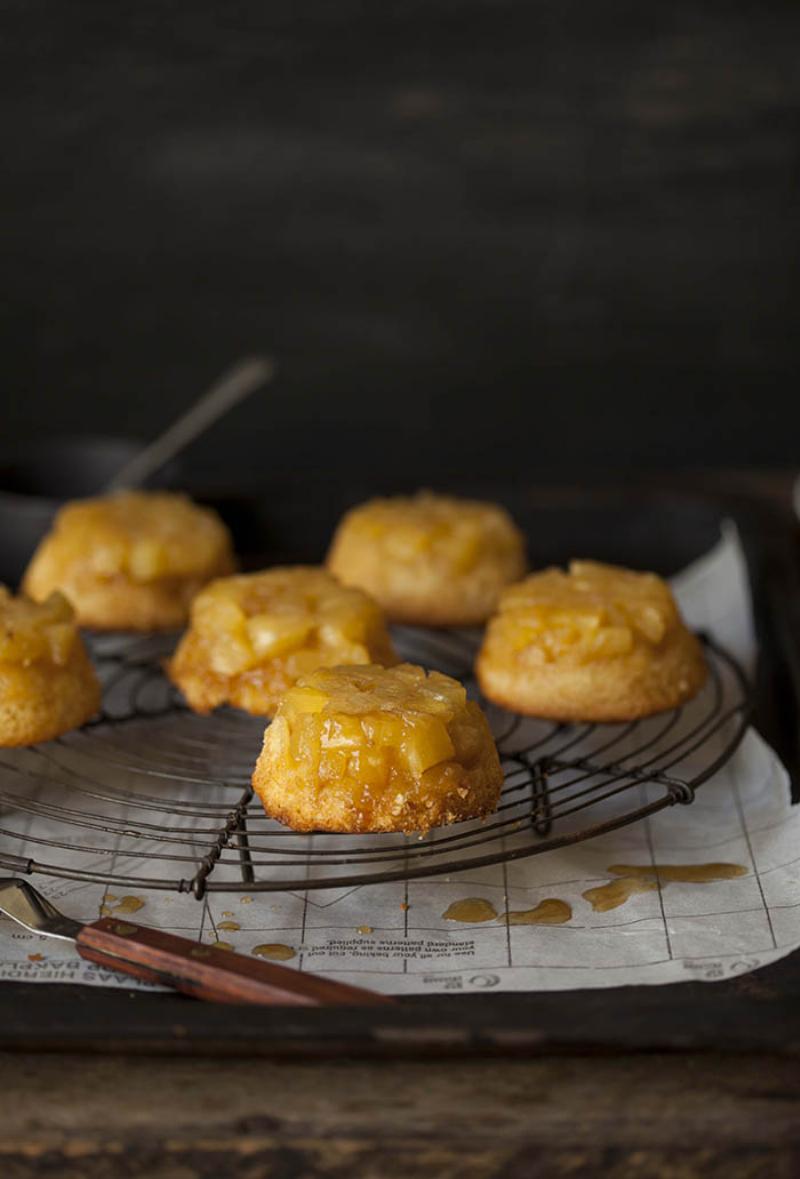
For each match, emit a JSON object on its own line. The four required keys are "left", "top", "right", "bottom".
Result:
{"left": 1, "top": 482, "right": 799, "bottom": 1057}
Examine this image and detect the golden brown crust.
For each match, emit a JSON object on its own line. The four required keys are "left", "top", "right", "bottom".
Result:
{"left": 327, "top": 491, "right": 526, "bottom": 627}
{"left": 168, "top": 567, "right": 397, "bottom": 717}
{"left": 0, "top": 589, "right": 101, "bottom": 745}
{"left": 477, "top": 627, "right": 707, "bottom": 722}
{"left": 477, "top": 561, "right": 708, "bottom": 722}
{"left": 23, "top": 491, "right": 236, "bottom": 631}
{"left": 252, "top": 663, "right": 503, "bottom": 833}
{"left": 0, "top": 645, "right": 101, "bottom": 746}
{"left": 258, "top": 772, "right": 501, "bottom": 836}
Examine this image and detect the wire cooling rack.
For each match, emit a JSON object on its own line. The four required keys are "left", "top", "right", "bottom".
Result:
{"left": 0, "top": 627, "right": 752, "bottom": 896}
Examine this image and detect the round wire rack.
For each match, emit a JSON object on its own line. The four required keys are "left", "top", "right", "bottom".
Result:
{"left": 0, "top": 627, "right": 752, "bottom": 896}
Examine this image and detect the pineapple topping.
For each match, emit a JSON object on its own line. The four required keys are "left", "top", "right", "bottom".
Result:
{"left": 338, "top": 491, "right": 521, "bottom": 574}
{"left": 269, "top": 663, "right": 489, "bottom": 795}
{"left": 46, "top": 491, "right": 232, "bottom": 583}
{"left": 490, "top": 561, "right": 679, "bottom": 666}
{"left": 0, "top": 588, "right": 78, "bottom": 667}
{"left": 189, "top": 568, "right": 395, "bottom": 678}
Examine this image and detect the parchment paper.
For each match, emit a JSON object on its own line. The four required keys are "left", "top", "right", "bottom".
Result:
{"left": 1, "top": 526, "right": 798, "bottom": 993}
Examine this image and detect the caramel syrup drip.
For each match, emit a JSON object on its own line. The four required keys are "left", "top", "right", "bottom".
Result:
{"left": 443, "top": 898, "right": 498, "bottom": 923}
{"left": 504, "top": 898, "right": 572, "bottom": 925}
{"left": 583, "top": 878, "right": 660, "bottom": 912}
{"left": 252, "top": 943, "right": 296, "bottom": 961}
{"left": 584, "top": 863, "right": 748, "bottom": 912}
{"left": 608, "top": 862, "right": 748, "bottom": 883}
{"left": 99, "top": 895, "right": 145, "bottom": 917}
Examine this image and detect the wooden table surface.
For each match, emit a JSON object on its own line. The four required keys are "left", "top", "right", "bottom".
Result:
{"left": 2, "top": 1051, "right": 798, "bottom": 1177}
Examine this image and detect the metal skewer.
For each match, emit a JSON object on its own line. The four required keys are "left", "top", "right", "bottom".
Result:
{"left": 105, "top": 355, "right": 275, "bottom": 492}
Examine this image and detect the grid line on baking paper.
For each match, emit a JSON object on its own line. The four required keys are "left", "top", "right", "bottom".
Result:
{"left": 730, "top": 756, "right": 778, "bottom": 951}
{"left": 642, "top": 789, "right": 674, "bottom": 962}
{"left": 0, "top": 629, "right": 752, "bottom": 897}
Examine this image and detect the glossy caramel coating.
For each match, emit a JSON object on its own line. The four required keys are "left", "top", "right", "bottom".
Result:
{"left": 168, "top": 567, "right": 397, "bottom": 717}
{"left": 253, "top": 663, "right": 503, "bottom": 833}
{"left": 0, "top": 588, "right": 101, "bottom": 745}
{"left": 477, "top": 561, "right": 707, "bottom": 721}
{"left": 23, "top": 491, "right": 236, "bottom": 631}
{"left": 327, "top": 492, "right": 526, "bottom": 626}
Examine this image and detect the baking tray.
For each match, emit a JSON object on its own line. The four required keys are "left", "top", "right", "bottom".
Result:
{"left": 1, "top": 482, "right": 799, "bottom": 1057}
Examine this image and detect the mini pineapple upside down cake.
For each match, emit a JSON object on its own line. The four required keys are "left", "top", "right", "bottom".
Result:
{"left": 0, "top": 588, "right": 101, "bottom": 746}
{"left": 23, "top": 491, "right": 236, "bottom": 631}
{"left": 477, "top": 560, "right": 707, "bottom": 723}
{"left": 327, "top": 491, "right": 526, "bottom": 626}
{"left": 252, "top": 663, "right": 503, "bottom": 833}
{"left": 168, "top": 567, "right": 398, "bottom": 717}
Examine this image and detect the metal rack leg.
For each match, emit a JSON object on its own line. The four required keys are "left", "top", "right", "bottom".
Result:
{"left": 236, "top": 811, "right": 256, "bottom": 885}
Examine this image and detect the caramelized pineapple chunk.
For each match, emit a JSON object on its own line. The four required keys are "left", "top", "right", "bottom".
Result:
{"left": 168, "top": 567, "right": 397, "bottom": 717}
{"left": 286, "top": 686, "right": 330, "bottom": 713}
{"left": 253, "top": 663, "right": 503, "bottom": 833}
{"left": 246, "top": 614, "right": 315, "bottom": 662}
{"left": 327, "top": 491, "right": 526, "bottom": 626}
{"left": 403, "top": 715, "right": 456, "bottom": 776}
{"left": 0, "top": 589, "right": 77, "bottom": 667}
{"left": 489, "top": 561, "right": 677, "bottom": 667}
{"left": 477, "top": 560, "right": 707, "bottom": 722}
{"left": 0, "top": 587, "right": 101, "bottom": 746}
{"left": 23, "top": 491, "right": 236, "bottom": 631}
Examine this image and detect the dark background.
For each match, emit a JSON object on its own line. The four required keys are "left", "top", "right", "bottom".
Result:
{"left": 2, "top": 1, "right": 799, "bottom": 489}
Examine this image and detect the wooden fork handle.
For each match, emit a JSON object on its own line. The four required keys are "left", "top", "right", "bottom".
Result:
{"left": 77, "top": 917, "right": 391, "bottom": 1006}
